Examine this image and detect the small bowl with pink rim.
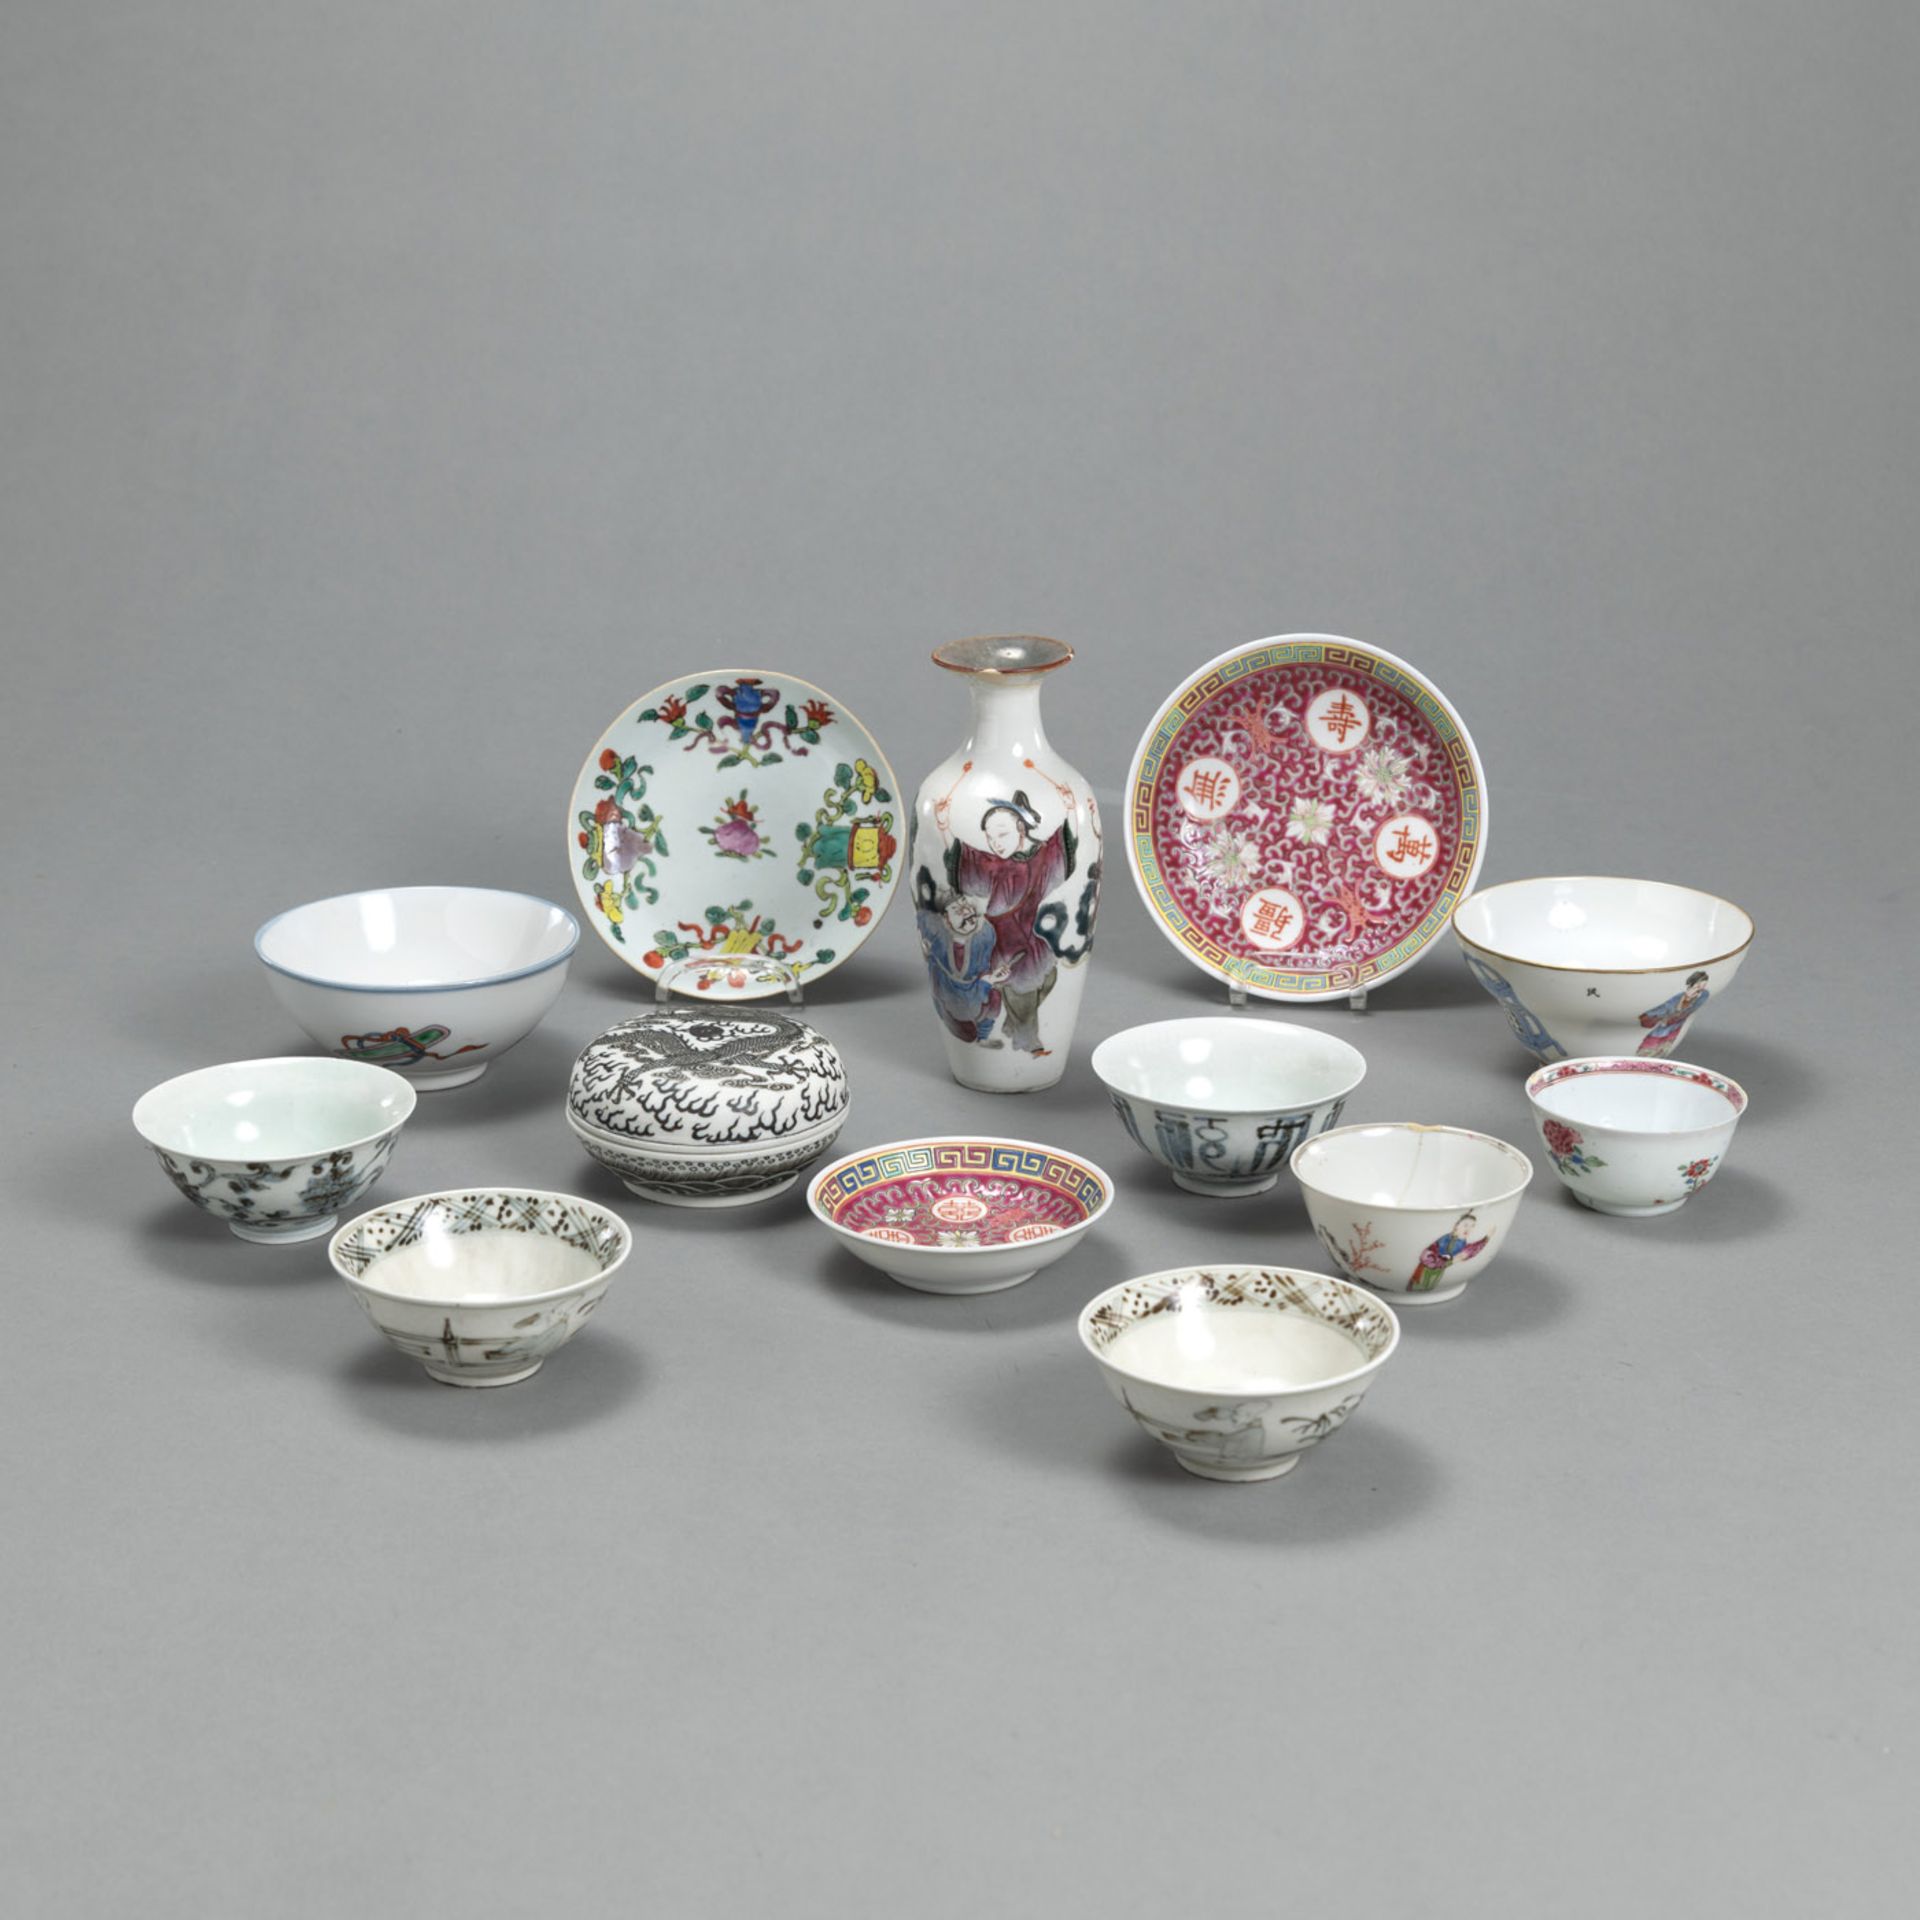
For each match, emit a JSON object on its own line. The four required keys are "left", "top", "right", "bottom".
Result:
{"left": 1079, "top": 1266, "right": 1400, "bottom": 1483}
{"left": 807, "top": 1135, "right": 1112, "bottom": 1294}
{"left": 1524, "top": 1057, "right": 1748, "bottom": 1218}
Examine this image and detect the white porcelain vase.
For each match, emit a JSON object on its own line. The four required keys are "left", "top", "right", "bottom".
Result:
{"left": 910, "top": 636, "right": 1101, "bottom": 1093}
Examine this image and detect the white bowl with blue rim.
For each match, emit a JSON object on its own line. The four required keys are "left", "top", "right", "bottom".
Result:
{"left": 256, "top": 887, "right": 578, "bottom": 1090}
{"left": 1091, "top": 1017, "right": 1366, "bottom": 1198}
{"left": 134, "top": 1056, "right": 416, "bottom": 1244}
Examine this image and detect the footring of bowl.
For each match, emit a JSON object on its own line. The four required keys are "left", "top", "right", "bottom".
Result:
{"left": 1573, "top": 1192, "right": 1687, "bottom": 1218}
{"left": 887, "top": 1268, "right": 1037, "bottom": 1296}
{"left": 1382, "top": 1278, "right": 1469, "bottom": 1305}
{"left": 1170, "top": 1171, "right": 1277, "bottom": 1199}
{"left": 407, "top": 1061, "right": 490, "bottom": 1091}
{"left": 420, "top": 1359, "right": 544, "bottom": 1388}
{"left": 623, "top": 1174, "right": 797, "bottom": 1208}
{"left": 230, "top": 1215, "right": 335, "bottom": 1245}
{"left": 1174, "top": 1450, "right": 1302, "bottom": 1483}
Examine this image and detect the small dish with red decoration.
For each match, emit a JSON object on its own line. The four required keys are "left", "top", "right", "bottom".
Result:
{"left": 807, "top": 1136, "right": 1113, "bottom": 1294}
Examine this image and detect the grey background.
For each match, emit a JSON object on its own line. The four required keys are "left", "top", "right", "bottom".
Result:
{"left": 4, "top": 3, "right": 1915, "bottom": 1913}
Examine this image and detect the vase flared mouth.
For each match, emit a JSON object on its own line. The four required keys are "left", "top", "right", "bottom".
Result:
{"left": 931, "top": 634, "right": 1074, "bottom": 676}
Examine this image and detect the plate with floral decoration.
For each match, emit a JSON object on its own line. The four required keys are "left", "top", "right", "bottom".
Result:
{"left": 1124, "top": 635, "right": 1488, "bottom": 1000}
{"left": 568, "top": 669, "right": 903, "bottom": 997}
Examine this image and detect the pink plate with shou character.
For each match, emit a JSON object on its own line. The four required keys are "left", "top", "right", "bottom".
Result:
{"left": 1124, "top": 636, "right": 1489, "bottom": 1001}
{"left": 568, "top": 668, "right": 903, "bottom": 998}
{"left": 807, "top": 1136, "right": 1114, "bottom": 1294}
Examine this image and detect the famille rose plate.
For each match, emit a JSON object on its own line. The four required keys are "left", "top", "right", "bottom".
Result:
{"left": 568, "top": 669, "right": 903, "bottom": 997}
{"left": 1125, "top": 636, "right": 1488, "bottom": 1000}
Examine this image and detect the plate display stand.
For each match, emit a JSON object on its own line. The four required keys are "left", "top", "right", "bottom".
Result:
{"left": 654, "top": 954, "right": 803, "bottom": 1007}
{"left": 1215, "top": 977, "right": 1365, "bottom": 1012}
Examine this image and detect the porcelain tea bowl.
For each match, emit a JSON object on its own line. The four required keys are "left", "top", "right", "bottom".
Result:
{"left": 133, "top": 1057, "right": 415, "bottom": 1244}
{"left": 808, "top": 1137, "right": 1112, "bottom": 1294}
{"left": 1525, "top": 1057, "right": 1748, "bottom": 1218}
{"left": 1454, "top": 876, "right": 1753, "bottom": 1064}
{"left": 328, "top": 1189, "right": 631, "bottom": 1387}
{"left": 1079, "top": 1266, "right": 1399, "bottom": 1483}
{"left": 1090, "top": 1017, "right": 1365, "bottom": 1198}
{"left": 1290, "top": 1123, "right": 1533, "bottom": 1305}
{"left": 255, "top": 887, "right": 579, "bottom": 1090}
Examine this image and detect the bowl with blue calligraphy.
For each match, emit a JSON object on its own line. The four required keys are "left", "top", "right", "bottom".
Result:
{"left": 1290, "top": 1122, "right": 1533, "bottom": 1305}
{"left": 256, "top": 886, "right": 579, "bottom": 1091}
{"left": 1453, "top": 876, "right": 1753, "bottom": 1065}
{"left": 1090, "top": 1017, "right": 1366, "bottom": 1198}
{"left": 807, "top": 1136, "right": 1113, "bottom": 1293}
{"left": 134, "top": 1056, "right": 416, "bottom": 1244}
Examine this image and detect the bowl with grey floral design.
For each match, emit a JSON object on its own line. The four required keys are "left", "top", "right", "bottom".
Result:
{"left": 329, "top": 1188, "right": 631, "bottom": 1387}
{"left": 1525, "top": 1056, "right": 1748, "bottom": 1218}
{"left": 133, "top": 1056, "right": 416, "bottom": 1245}
{"left": 1079, "top": 1266, "right": 1400, "bottom": 1483}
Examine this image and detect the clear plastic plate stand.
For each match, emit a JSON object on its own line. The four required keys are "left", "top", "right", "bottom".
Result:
{"left": 1218, "top": 978, "right": 1366, "bottom": 1010}
{"left": 654, "top": 952, "right": 804, "bottom": 1007}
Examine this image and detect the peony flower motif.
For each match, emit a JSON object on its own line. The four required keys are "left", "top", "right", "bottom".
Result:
{"left": 1541, "top": 1119, "right": 1579, "bottom": 1159}
{"left": 1683, "top": 1158, "right": 1713, "bottom": 1181}
{"left": 805, "top": 697, "right": 833, "bottom": 728}
{"left": 658, "top": 694, "right": 689, "bottom": 726}
{"left": 598, "top": 748, "right": 620, "bottom": 772}
{"left": 1198, "top": 823, "right": 1261, "bottom": 891}
{"left": 1355, "top": 743, "right": 1413, "bottom": 807}
{"left": 1285, "top": 795, "right": 1335, "bottom": 846}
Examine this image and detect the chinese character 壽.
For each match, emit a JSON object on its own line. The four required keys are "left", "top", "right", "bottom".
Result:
{"left": 1322, "top": 694, "right": 1361, "bottom": 744}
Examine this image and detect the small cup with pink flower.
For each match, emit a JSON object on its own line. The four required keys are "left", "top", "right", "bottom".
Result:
{"left": 1524, "top": 1057, "right": 1749, "bottom": 1218}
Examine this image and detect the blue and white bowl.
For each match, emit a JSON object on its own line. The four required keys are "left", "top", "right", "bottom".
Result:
{"left": 134, "top": 1056, "right": 416, "bottom": 1244}
{"left": 1091, "top": 1017, "right": 1366, "bottom": 1198}
{"left": 256, "top": 887, "right": 578, "bottom": 1090}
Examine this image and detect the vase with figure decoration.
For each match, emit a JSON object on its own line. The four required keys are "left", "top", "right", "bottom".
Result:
{"left": 910, "top": 636, "right": 1101, "bottom": 1093}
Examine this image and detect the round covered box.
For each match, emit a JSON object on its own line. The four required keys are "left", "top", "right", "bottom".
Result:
{"left": 566, "top": 1006, "right": 850, "bottom": 1208}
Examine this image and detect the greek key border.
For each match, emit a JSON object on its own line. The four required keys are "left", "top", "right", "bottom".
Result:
{"left": 817, "top": 1143, "right": 1107, "bottom": 1218}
